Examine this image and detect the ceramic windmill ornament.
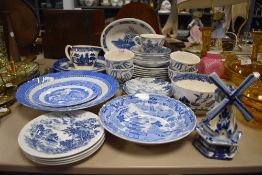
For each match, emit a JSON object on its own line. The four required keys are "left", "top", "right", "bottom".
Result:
{"left": 193, "top": 72, "right": 260, "bottom": 160}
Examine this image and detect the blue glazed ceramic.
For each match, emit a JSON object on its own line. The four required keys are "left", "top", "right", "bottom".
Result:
{"left": 133, "top": 34, "right": 165, "bottom": 53}
{"left": 123, "top": 78, "right": 172, "bottom": 96}
{"left": 18, "top": 110, "right": 104, "bottom": 159}
{"left": 171, "top": 73, "right": 216, "bottom": 114}
{"left": 65, "top": 45, "right": 102, "bottom": 66}
{"left": 99, "top": 94, "right": 196, "bottom": 144}
{"left": 106, "top": 67, "right": 134, "bottom": 84}
{"left": 52, "top": 57, "right": 105, "bottom": 72}
{"left": 101, "top": 18, "right": 155, "bottom": 51}
{"left": 16, "top": 71, "right": 119, "bottom": 111}
{"left": 31, "top": 80, "right": 102, "bottom": 107}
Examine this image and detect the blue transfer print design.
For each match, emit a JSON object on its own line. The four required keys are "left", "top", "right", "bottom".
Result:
{"left": 99, "top": 94, "right": 196, "bottom": 144}
{"left": 111, "top": 27, "right": 138, "bottom": 49}
{"left": 24, "top": 113, "right": 101, "bottom": 154}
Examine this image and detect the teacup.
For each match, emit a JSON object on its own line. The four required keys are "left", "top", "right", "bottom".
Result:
{"left": 104, "top": 49, "right": 134, "bottom": 69}
{"left": 134, "top": 34, "right": 165, "bottom": 53}
{"left": 170, "top": 51, "right": 200, "bottom": 72}
{"left": 65, "top": 45, "right": 102, "bottom": 69}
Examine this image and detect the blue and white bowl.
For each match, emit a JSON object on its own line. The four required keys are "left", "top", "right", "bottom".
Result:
{"left": 170, "top": 51, "right": 200, "bottom": 72}
{"left": 104, "top": 49, "right": 134, "bottom": 69}
{"left": 168, "top": 66, "right": 197, "bottom": 81}
{"left": 106, "top": 66, "right": 134, "bottom": 83}
{"left": 171, "top": 73, "right": 216, "bottom": 115}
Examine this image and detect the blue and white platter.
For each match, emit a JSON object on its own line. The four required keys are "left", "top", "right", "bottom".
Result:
{"left": 16, "top": 71, "right": 119, "bottom": 111}
{"left": 31, "top": 80, "right": 102, "bottom": 107}
{"left": 123, "top": 78, "right": 172, "bottom": 97}
{"left": 100, "top": 18, "right": 156, "bottom": 51}
{"left": 52, "top": 57, "right": 105, "bottom": 72}
{"left": 18, "top": 110, "right": 104, "bottom": 159}
{"left": 99, "top": 94, "right": 196, "bottom": 144}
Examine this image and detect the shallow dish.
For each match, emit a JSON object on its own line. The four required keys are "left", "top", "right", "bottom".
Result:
{"left": 52, "top": 57, "right": 105, "bottom": 72}
{"left": 123, "top": 78, "right": 172, "bottom": 96}
{"left": 100, "top": 18, "right": 155, "bottom": 51}
{"left": 99, "top": 94, "right": 196, "bottom": 144}
{"left": 31, "top": 80, "right": 101, "bottom": 107}
{"left": 16, "top": 71, "right": 119, "bottom": 111}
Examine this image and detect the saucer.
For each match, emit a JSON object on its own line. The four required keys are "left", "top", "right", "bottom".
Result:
{"left": 53, "top": 57, "right": 105, "bottom": 72}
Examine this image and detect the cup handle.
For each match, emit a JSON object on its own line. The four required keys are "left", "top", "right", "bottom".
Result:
{"left": 133, "top": 36, "right": 141, "bottom": 46}
{"left": 65, "top": 45, "right": 72, "bottom": 62}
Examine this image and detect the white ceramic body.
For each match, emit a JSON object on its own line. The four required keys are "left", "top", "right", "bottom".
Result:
{"left": 104, "top": 49, "right": 134, "bottom": 69}
{"left": 106, "top": 66, "right": 134, "bottom": 83}
{"left": 134, "top": 34, "right": 165, "bottom": 53}
{"left": 168, "top": 66, "right": 197, "bottom": 81}
{"left": 65, "top": 45, "right": 102, "bottom": 67}
{"left": 170, "top": 51, "right": 200, "bottom": 72}
{"left": 171, "top": 73, "right": 216, "bottom": 114}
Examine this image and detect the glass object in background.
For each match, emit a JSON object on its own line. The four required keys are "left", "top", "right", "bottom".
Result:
{"left": 0, "top": 25, "right": 8, "bottom": 68}
{"left": 242, "top": 32, "right": 253, "bottom": 44}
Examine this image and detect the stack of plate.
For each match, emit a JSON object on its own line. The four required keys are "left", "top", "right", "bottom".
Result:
{"left": 18, "top": 110, "right": 104, "bottom": 165}
{"left": 16, "top": 71, "right": 119, "bottom": 111}
{"left": 130, "top": 45, "right": 171, "bottom": 81}
{"left": 134, "top": 65, "right": 169, "bottom": 81}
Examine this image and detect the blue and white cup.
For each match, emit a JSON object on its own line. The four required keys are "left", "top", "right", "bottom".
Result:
{"left": 65, "top": 45, "right": 102, "bottom": 69}
{"left": 134, "top": 34, "right": 165, "bottom": 53}
{"left": 104, "top": 49, "right": 134, "bottom": 69}
{"left": 170, "top": 51, "right": 200, "bottom": 72}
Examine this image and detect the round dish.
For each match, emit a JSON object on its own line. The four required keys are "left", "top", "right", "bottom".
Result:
{"left": 100, "top": 18, "right": 156, "bottom": 51}
{"left": 99, "top": 94, "right": 196, "bottom": 144}
{"left": 16, "top": 71, "right": 119, "bottom": 111}
{"left": 18, "top": 110, "right": 104, "bottom": 159}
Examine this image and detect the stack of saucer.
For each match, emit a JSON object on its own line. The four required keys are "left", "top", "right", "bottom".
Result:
{"left": 18, "top": 110, "right": 105, "bottom": 165}
{"left": 130, "top": 45, "right": 171, "bottom": 81}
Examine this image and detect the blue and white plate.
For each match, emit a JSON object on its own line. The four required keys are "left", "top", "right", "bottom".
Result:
{"left": 99, "top": 94, "right": 196, "bottom": 144}
{"left": 53, "top": 57, "right": 105, "bottom": 72}
{"left": 16, "top": 71, "right": 119, "bottom": 111}
{"left": 31, "top": 80, "right": 101, "bottom": 107}
{"left": 123, "top": 78, "right": 172, "bottom": 96}
{"left": 100, "top": 18, "right": 156, "bottom": 52}
{"left": 18, "top": 110, "right": 104, "bottom": 159}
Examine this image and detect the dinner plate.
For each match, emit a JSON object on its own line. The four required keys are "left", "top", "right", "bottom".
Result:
{"left": 99, "top": 94, "right": 196, "bottom": 144}
{"left": 24, "top": 136, "right": 105, "bottom": 165}
{"left": 100, "top": 18, "right": 156, "bottom": 51}
{"left": 52, "top": 57, "right": 105, "bottom": 72}
{"left": 123, "top": 78, "right": 172, "bottom": 96}
{"left": 18, "top": 110, "right": 104, "bottom": 159}
{"left": 16, "top": 71, "right": 119, "bottom": 111}
{"left": 31, "top": 80, "right": 101, "bottom": 107}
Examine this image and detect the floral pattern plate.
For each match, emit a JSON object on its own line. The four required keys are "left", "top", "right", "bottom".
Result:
{"left": 31, "top": 80, "right": 102, "bottom": 107}
{"left": 123, "top": 78, "right": 172, "bottom": 96}
{"left": 18, "top": 110, "right": 104, "bottom": 159}
{"left": 99, "top": 94, "right": 196, "bottom": 144}
{"left": 16, "top": 71, "right": 119, "bottom": 111}
{"left": 100, "top": 18, "right": 156, "bottom": 51}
